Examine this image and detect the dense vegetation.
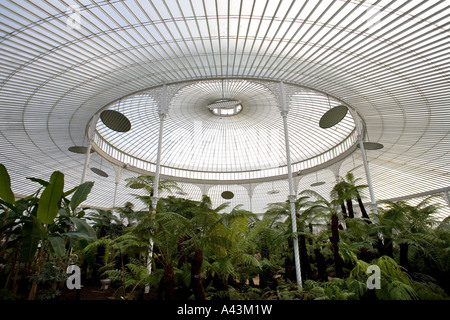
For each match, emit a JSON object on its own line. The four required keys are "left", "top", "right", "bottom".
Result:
{"left": 0, "top": 164, "right": 449, "bottom": 300}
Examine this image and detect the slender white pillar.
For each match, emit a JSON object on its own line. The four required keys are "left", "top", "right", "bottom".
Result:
{"left": 146, "top": 86, "right": 169, "bottom": 293}
{"left": 81, "top": 114, "right": 100, "bottom": 183}
{"left": 352, "top": 111, "right": 377, "bottom": 214}
{"left": 151, "top": 112, "right": 166, "bottom": 213}
{"left": 359, "top": 137, "right": 377, "bottom": 214}
{"left": 112, "top": 165, "right": 123, "bottom": 208}
{"left": 246, "top": 183, "right": 256, "bottom": 213}
{"left": 332, "top": 162, "right": 341, "bottom": 183}
{"left": 81, "top": 144, "right": 92, "bottom": 184}
{"left": 151, "top": 85, "right": 169, "bottom": 213}
{"left": 279, "top": 82, "right": 302, "bottom": 288}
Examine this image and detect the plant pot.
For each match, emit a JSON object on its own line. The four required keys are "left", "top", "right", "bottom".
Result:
{"left": 100, "top": 279, "right": 111, "bottom": 290}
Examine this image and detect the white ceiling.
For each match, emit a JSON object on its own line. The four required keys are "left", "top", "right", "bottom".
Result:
{"left": 0, "top": 0, "right": 449, "bottom": 218}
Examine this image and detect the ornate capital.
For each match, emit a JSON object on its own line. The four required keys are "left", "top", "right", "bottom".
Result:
{"left": 280, "top": 110, "right": 289, "bottom": 118}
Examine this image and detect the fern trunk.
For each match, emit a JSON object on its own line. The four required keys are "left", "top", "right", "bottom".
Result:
{"left": 346, "top": 199, "right": 354, "bottom": 219}
{"left": 191, "top": 249, "right": 206, "bottom": 300}
{"left": 384, "top": 237, "right": 394, "bottom": 258}
{"left": 314, "top": 248, "right": 328, "bottom": 281}
{"left": 284, "top": 239, "right": 296, "bottom": 282}
{"left": 357, "top": 196, "right": 371, "bottom": 223}
{"left": 158, "top": 263, "right": 176, "bottom": 300}
{"left": 335, "top": 188, "right": 348, "bottom": 219}
{"left": 299, "top": 234, "right": 312, "bottom": 281}
{"left": 330, "top": 213, "right": 344, "bottom": 278}
{"left": 399, "top": 243, "right": 409, "bottom": 271}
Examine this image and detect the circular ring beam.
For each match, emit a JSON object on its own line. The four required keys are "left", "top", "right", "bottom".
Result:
{"left": 92, "top": 79, "right": 357, "bottom": 184}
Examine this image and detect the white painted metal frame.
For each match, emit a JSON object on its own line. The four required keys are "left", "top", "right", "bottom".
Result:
{"left": 0, "top": 0, "right": 449, "bottom": 219}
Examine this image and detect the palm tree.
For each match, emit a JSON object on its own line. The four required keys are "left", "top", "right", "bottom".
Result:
{"left": 427, "top": 216, "right": 450, "bottom": 293}
{"left": 127, "top": 205, "right": 191, "bottom": 299}
{"left": 376, "top": 197, "right": 440, "bottom": 272}
{"left": 300, "top": 189, "right": 345, "bottom": 278}
{"left": 124, "top": 175, "right": 181, "bottom": 211}
{"left": 249, "top": 210, "right": 288, "bottom": 287}
{"left": 343, "top": 172, "right": 371, "bottom": 222}
{"left": 208, "top": 205, "right": 260, "bottom": 294}
{"left": 265, "top": 196, "right": 316, "bottom": 282}
{"left": 332, "top": 172, "right": 370, "bottom": 221}
{"left": 184, "top": 195, "right": 230, "bottom": 300}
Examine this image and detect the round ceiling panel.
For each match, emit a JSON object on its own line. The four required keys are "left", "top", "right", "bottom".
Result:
{"left": 319, "top": 105, "right": 349, "bottom": 129}
{"left": 221, "top": 191, "right": 234, "bottom": 200}
{"left": 100, "top": 110, "right": 131, "bottom": 133}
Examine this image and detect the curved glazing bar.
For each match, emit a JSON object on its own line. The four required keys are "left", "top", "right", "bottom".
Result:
{"left": 92, "top": 127, "right": 358, "bottom": 183}
{"left": 92, "top": 79, "right": 357, "bottom": 183}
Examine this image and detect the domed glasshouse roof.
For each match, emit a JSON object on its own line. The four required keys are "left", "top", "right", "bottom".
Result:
{"left": 1, "top": 0, "right": 450, "bottom": 305}
{"left": 1, "top": 0, "right": 449, "bottom": 217}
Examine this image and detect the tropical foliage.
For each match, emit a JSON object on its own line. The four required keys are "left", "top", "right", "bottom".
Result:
{"left": 0, "top": 164, "right": 97, "bottom": 300}
{"left": 0, "top": 163, "right": 449, "bottom": 300}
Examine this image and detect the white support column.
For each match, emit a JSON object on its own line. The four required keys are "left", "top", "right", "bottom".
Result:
{"left": 146, "top": 86, "right": 169, "bottom": 293}
{"left": 81, "top": 114, "right": 100, "bottom": 184}
{"left": 112, "top": 165, "right": 123, "bottom": 208}
{"left": 245, "top": 183, "right": 256, "bottom": 213}
{"left": 332, "top": 162, "right": 341, "bottom": 183}
{"left": 351, "top": 110, "right": 378, "bottom": 214}
{"left": 151, "top": 112, "right": 166, "bottom": 213}
{"left": 81, "top": 144, "right": 92, "bottom": 184}
{"left": 200, "top": 184, "right": 211, "bottom": 197}
{"left": 279, "top": 82, "right": 302, "bottom": 288}
{"left": 151, "top": 85, "right": 169, "bottom": 214}
{"left": 293, "top": 176, "right": 301, "bottom": 195}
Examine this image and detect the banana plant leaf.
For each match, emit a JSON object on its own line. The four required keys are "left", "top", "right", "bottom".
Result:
{"left": 0, "top": 163, "right": 15, "bottom": 205}
{"left": 63, "top": 217, "right": 97, "bottom": 243}
{"left": 70, "top": 181, "right": 94, "bottom": 212}
{"left": 48, "top": 235, "right": 66, "bottom": 258}
{"left": 37, "top": 171, "right": 64, "bottom": 224}
{"left": 20, "top": 220, "right": 41, "bottom": 263}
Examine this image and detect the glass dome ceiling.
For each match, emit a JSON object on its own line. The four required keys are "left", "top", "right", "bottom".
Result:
{"left": 0, "top": 0, "right": 449, "bottom": 218}
{"left": 93, "top": 79, "right": 356, "bottom": 183}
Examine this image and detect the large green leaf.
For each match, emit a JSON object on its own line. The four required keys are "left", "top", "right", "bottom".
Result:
{"left": 37, "top": 171, "right": 64, "bottom": 224}
{"left": 0, "top": 198, "right": 18, "bottom": 214}
{"left": 26, "top": 177, "right": 49, "bottom": 187}
{"left": 66, "top": 217, "right": 97, "bottom": 242}
{"left": 70, "top": 181, "right": 94, "bottom": 212}
{"left": 0, "top": 163, "right": 15, "bottom": 205}
{"left": 48, "top": 235, "right": 66, "bottom": 257}
{"left": 20, "top": 221, "right": 41, "bottom": 263}
{"left": 31, "top": 215, "right": 47, "bottom": 240}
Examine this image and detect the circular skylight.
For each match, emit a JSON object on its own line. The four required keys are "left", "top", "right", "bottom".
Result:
{"left": 208, "top": 100, "right": 243, "bottom": 117}
{"left": 92, "top": 79, "right": 357, "bottom": 183}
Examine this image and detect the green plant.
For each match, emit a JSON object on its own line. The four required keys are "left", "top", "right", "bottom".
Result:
{"left": 349, "top": 256, "right": 417, "bottom": 300}
{"left": 124, "top": 175, "right": 181, "bottom": 210}
{"left": 0, "top": 164, "right": 97, "bottom": 299}
{"left": 103, "top": 258, "right": 152, "bottom": 300}
{"left": 300, "top": 188, "right": 346, "bottom": 278}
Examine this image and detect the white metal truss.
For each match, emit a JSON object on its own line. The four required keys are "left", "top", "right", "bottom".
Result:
{"left": 0, "top": 0, "right": 449, "bottom": 219}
